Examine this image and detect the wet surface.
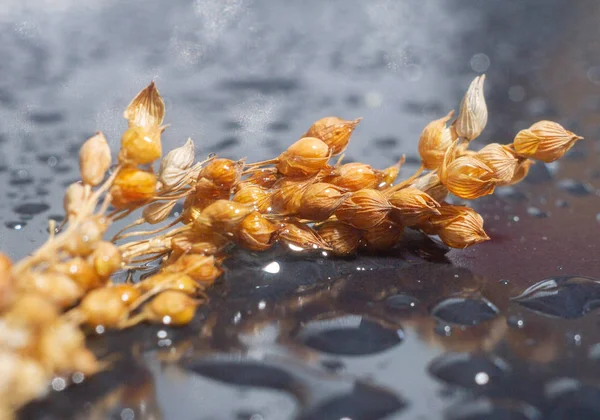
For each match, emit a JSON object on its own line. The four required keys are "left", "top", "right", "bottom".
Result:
{"left": 1, "top": 0, "right": 600, "bottom": 419}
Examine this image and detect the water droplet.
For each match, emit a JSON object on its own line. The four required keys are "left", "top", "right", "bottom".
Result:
{"left": 557, "top": 179, "right": 593, "bottom": 196}
{"left": 4, "top": 221, "right": 26, "bottom": 230}
{"left": 385, "top": 294, "right": 419, "bottom": 311}
{"left": 527, "top": 207, "right": 548, "bottom": 218}
{"left": 448, "top": 398, "right": 541, "bottom": 420}
{"left": 512, "top": 276, "right": 600, "bottom": 319}
{"left": 9, "top": 169, "right": 33, "bottom": 186}
{"left": 51, "top": 377, "right": 67, "bottom": 392}
{"left": 321, "top": 359, "right": 345, "bottom": 373}
{"left": 499, "top": 279, "right": 510, "bottom": 286}
{"left": 431, "top": 297, "right": 499, "bottom": 326}
{"left": 470, "top": 53, "right": 491, "bottom": 73}
{"left": 13, "top": 202, "right": 49, "bottom": 216}
{"left": 428, "top": 353, "right": 509, "bottom": 389}
{"left": 555, "top": 199, "right": 569, "bottom": 208}
{"left": 120, "top": 407, "right": 135, "bottom": 420}
{"left": 434, "top": 323, "right": 453, "bottom": 337}
{"left": 507, "top": 315, "right": 525, "bottom": 329}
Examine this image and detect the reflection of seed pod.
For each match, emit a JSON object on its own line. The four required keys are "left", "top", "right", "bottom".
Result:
{"left": 335, "top": 189, "right": 392, "bottom": 229}
{"left": 236, "top": 212, "right": 278, "bottom": 252}
{"left": 297, "top": 183, "right": 348, "bottom": 221}
{"left": 362, "top": 219, "right": 404, "bottom": 251}
{"left": 277, "top": 137, "right": 330, "bottom": 177}
{"left": 305, "top": 116, "right": 361, "bottom": 155}
{"left": 318, "top": 221, "right": 362, "bottom": 255}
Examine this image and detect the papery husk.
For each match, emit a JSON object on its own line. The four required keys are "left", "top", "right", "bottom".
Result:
{"left": 236, "top": 212, "right": 278, "bottom": 251}
{"left": 326, "top": 162, "right": 378, "bottom": 191}
{"left": 305, "top": 116, "right": 361, "bottom": 155}
{"left": 361, "top": 218, "right": 404, "bottom": 251}
{"left": 335, "top": 189, "right": 392, "bottom": 229}
{"left": 297, "top": 183, "right": 348, "bottom": 221}
{"left": 410, "top": 172, "right": 449, "bottom": 202}
{"left": 318, "top": 221, "right": 363, "bottom": 255}
{"left": 232, "top": 184, "right": 273, "bottom": 213}
{"left": 142, "top": 200, "right": 177, "bottom": 224}
{"left": 123, "top": 81, "right": 165, "bottom": 128}
{"left": 418, "top": 204, "right": 489, "bottom": 248}
{"left": 79, "top": 132, "right": 111, "bottom": 186}
{"left": 513, "top": 120, "right": 583, "bottom": 163}
{"left": 476, "top": 143, "right": 520, "bottom": 185}
{"left": 388, "top": 187, "right": 441, "bottom": 227}
{"left": 418, "top": 110, "right": 455, "bottom": 170}
{"left": 159, "top": 138, "right": 195, "bottom": 187}
{"left": 454, "top": 75, "right": 487, "bottom": 141}
{"left": 276, "top": 221, "right": 332, "bottom": 251}
{"left": 277, "top": 137, "right": 330, "bottom": 177}
{"left": 270, "top": 177, "right": 317, "bottom": 215}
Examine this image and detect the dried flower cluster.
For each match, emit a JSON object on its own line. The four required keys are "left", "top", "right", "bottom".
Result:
{"left": 0, "top": 75, "right": 581, "bottom": 417}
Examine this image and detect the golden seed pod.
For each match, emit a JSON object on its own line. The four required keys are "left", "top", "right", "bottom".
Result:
{"left": 305, "top": 116, "right": 361, "bottom": 155}
{"left": 434, "top": 206, "right": 490, "bottom": 248}
{"left": 509, "top": 158, "right": 534, "bottom": 185}
{"left": 79, "top": 132, "right": 111, "bottom": 186}
{"left": 277, "top": 221, "right": 332, "bottom": 251}
{"left": 318, "top": 221, "right": 362, "bottom": 255}
{"left": 141, "top": 273, "right": 199, "bottom": 295}
{"left": 455, "top": 75, "right": 488, "bottom": 141}
{"left": 110, "top": 168, "right": 157, "bottom": 208}
{"left": 297, "top": 182, "right": 348, "bottom": 220}
{"left": 164, "top": 254, "right": 222, "bottom": 286}
{"left": 20, "top": 273, "right": 83, "bottom": 309}
{"left": 236, "top": 212, "right": 278, "bottom": 252}
{"left": 327, "top": 162, "right": 378, "bottom": 191}
{"left": 410, "top": 172, "right": 449, "bottom": 202}
{"left": 171, "top": 231, "right": 228, "bottom": 256}
{"left": 146, "top": 290, "right": 198, "bottom": 326}
{"left": 335, "top": 189, "right": 392, "bottom": 229}
{"left": 112, "top": 284, "right": 141, "bottom": 306}
{"left": 513, "top": 120, "right": 583, "bottom": 162}
{"left": 439, "top": 145, "right": 498, "bottom": 200}
{"left": 270, "top": 177, "right": 315, "bottom": 215}
{"left": 376, "top": 162, "right": 401, "bottom": 189}
{"left": 143, "top": 200, "right": 177, "bottom": 224}
{"left": 418, "top": 110, "right": 455, "bottom": 169}
{"left": 388, "top": 187, "right": 441, "bottom": 227}
{"left": 4, "top": 294, "right": 59, "bottom": 328}
{"left": 277, "top": 137, "right": 330, "bottom": 177}
{"left": 362, "top": 219, "right": 404, "bottom": 251}
{"left": 476, "top": 143, "right": 520, "bottom": 185}
{"left": 80, "top": 287, "right": 128, "bottom": 328}
{"left": 63, "top": 182, "right": 86, "bottom": 219}
{"left": 38, "top": 319, "right": 87, "bottom": 371}
{"left": 201, "top": 158, "right": 242, "bottom": 189}
{"left": 232, "top": 184, "right": 273, "bottom": 213}
{"left": 159, "top": 138, "right": 195, "bottom": 188}
{"left": 54, "top": 257, "right": 102, "bottom": 291}
{"left": 195, "top": 200, "right": 254, "bottom": 232}
{"left": 124, "top": 81, "right": 165, "bottom": 128}
{"left": 65, "top": 216, "right": 108, "bottom": 256}
{"left": 194, "top": 177, "right": 231, "bottom": 203}
{"left": 119, "top": 125, "right": 163, "bottom": 165}
{"left": 91, "top": 241, "right": 122, "bottom": 277}
{"left": 241, "top": 167, "right": 280, "bottom": 189}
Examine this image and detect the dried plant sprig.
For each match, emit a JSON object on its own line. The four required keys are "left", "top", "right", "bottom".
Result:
{"left": 0, "top": 75, "right": 581, "bottom": 417}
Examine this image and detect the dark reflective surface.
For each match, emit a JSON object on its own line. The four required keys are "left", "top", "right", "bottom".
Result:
{"left": 2, "top": 0, "right": 600, "bottom": 419}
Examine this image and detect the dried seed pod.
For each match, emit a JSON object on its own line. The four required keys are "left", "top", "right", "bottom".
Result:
{"left": 91, "top": 241, "right": 122, "bottom": 277}
{"left": 200, "top": 158, "right": 242, "bottom": 189}
{"left": 327, "top": 163, "right": 378, "bottom": 191}
{"left": 455, "top": 75, "right": 487, "bottom": 141}
{"left": 277, "top": 137, "right": 330, "bottom": 177}
{"left": 55, "top": 257, "right": 102, "bottom": 291}
{"left": 112, "top": 283, "right": 141, "bottom": 306}
{"left": 80, "top": 287, "right": 128, "bottom": 327}
{"left": 236, "top": 212, "right": 278, "bottom": 251}
{"left": 241, "top": 167, "right": 280, "bottom": 189}
{"left": 6, "top": 354, "right": 50, "bottom": 409}
{"left": 318, "top": 221, "right": 362, "bottom": 255}
{"left": 119, "top": 125, "right": 163, "bottom": 165}
{"left": 434, "top": 206, "right": 490, "bottom": 248}
{"left": 439, "top": 145, "right": 498, "bottom": 200}
{"left": 335, "top": 189, "right": 392, "bottom": 229}
{"left": 194, "top": 200, "right": 253, "bottom": 232}
{"left": 509, "top": 159, "right": 534, "bottom": 185}
{"left": 277, "top": 221, "right": 332, "bottom": 251}
{"left": 145, "top": 291, "right": 198, "bottom": 326}
{"left": 270, "top": 177, "right": 316, "bottom": 215}
{"left": 110, "top": 168, "right": 157, "bottom": 208}
{"left": 171, "top": 231, "right": 228, "bottom": 256}
{"left": 4, "top": 294, "right": 59, "bottom": 328}
{"left": 362, "top": 219, "right": 404, "bottom": 251}
{"left": 388, "top": 187, "right": 441, "bottom": 226}
{"left": 476, "top": 143, "right": 520, "bottom": 185}
{"left": 38, "top": 320, "right": 88, "bottom": 372}
{"left": 297, "top": 183, "right": 348, "bottom": 220}
{"left": 418, "top": 111, "right": 455, "bottom": 169}
{"left": 124, "top": 81, "right": 165, "bottom": 128}
{"left": 194, "top": 177, "right": 231, "bottom": 205}
{"left": 163, "top": 254, "right": 222, "bottom": 286}
{"left": 232, "top": 184, "right": 273, "bottom": 213}
{"left": 79, "top": 132, "right": 112, "bottom": 186}
{"left": 63, "top": 182, "right": 87, "bottom": 219}
{"left": 377, "top": 162, "right": 402, "bottom": 189}
{"left": 305, "top": 116, "right": 361, "bottom": 155}
{"left": 143, "top": 200, "right": 177, "bottom": 224}
{"left": 66, "top": 216, "right": 108, "bottom": 256}
{"left": 141, "top": 273, "right": 199, "bottom": 295}
{"left": 20, "top": 273, "right": 83, "bottom": 308}
{"left": 513, "top": 120, "right": 583, "bottom": 162}
{"left": 410, "top": 173, "right": 449, "bottom": 202}
{"left": 159, "top": 138, "right": 195, "bottom": 188}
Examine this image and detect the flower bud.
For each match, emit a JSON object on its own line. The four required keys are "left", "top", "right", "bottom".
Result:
{"left": 418, "top": 110, "right": 455, "bottom": 169}
{"left": 79, "top": 132, "right": 111, "bottom": 186}
{"left": 277, "top": 221, "right": 331, "bottom": 251}
{"left": 439, "top": 146, "right": 498, "bottom": 200}
{"left": 297, "top": 183, "right": 348, "bottom": 221}
{"left": 236, "top": 212, "right": 278, "bottom": 251}
{"left": 119, "top": 125, "right": 163, "bottom": 165}
{"left": 476, "top": 143, "right": 520, "bottom": 185}
{"left": 388, "top": 187, "right": 441, "bottom": 226}
{"left": 277, "top": 137, "right": 330, "bottom": 177}
{"left": 362, "top": 219, "right": 404, "bottom": 251}
{"left": 201, "top": 158, "right": 242, "bottom": 189}
{"left": 513, "top": 120, "right": 583, "bottom": 162}
{"left": 232, "top": 184, "right": 272, "bottom": 213}
{"left": 143, "top": 200, "right": 177, "bottom": 224}
{"left": 305, "top": 117, "right": 361, "bottom": 155}
{"left": 110, "top": 168, "right": 157, "bottom": 208}
{"left": 63, "top": 182, "right": 87, "bottom": 219}
{"left": 327, "top": 163, "right": 378, "bottom": 191}
{"left": 410, "top": 173, "right": 448, "bottom": 202}
{"left": 335, "top": 189, "right": 392, "bottom": 229}
{"left": 318, "top": 221, "right": 362, "bottom": 255}
{"left": 159, "top": 138, "right": 195, "bottom": 188}
{"left": 455, "top": 75, "right": 487, "bottom": 141}
{"left": 123, "top": 81, "right": 165, "bottom": 128}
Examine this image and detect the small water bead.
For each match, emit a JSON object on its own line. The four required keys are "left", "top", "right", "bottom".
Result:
{"left": 4, "top": 221, "right": 26, "bottom": 230}
{"left": 507, "top": 315, "right": 525, "bottom": 329}
{"left": 428, "top": 353, "right": 510, "bottom": 389}
{"left": 431, "top": 297, "right": 499, "bottom": 326}
{"left": 385, "top": 294, "right": 419, "bottom": 311}
{"left": 555, "top": 199, "right": 569, "bottom": 208}
{"left": 557, "top": 179, "right": 593, "bottom": 196}
{"left": 13, "top": 202, "right": 50, "bottom": 216}
{"left": 51, "top": 377, "right": 67, "bottom": 392}
{"left": 120, "top": 408, "right": 135, "bottom": 420}
{"left": 527, "top": 207, "right": 548, "bottom": 218}
{"left": 321, "top": 359, "right": 345, "bottom": 373}
{"left": 434, "top": 323, "right": 453, "bottom": 337}
{"left": 9, "top": 169, "right": 33, "bottom": 186}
